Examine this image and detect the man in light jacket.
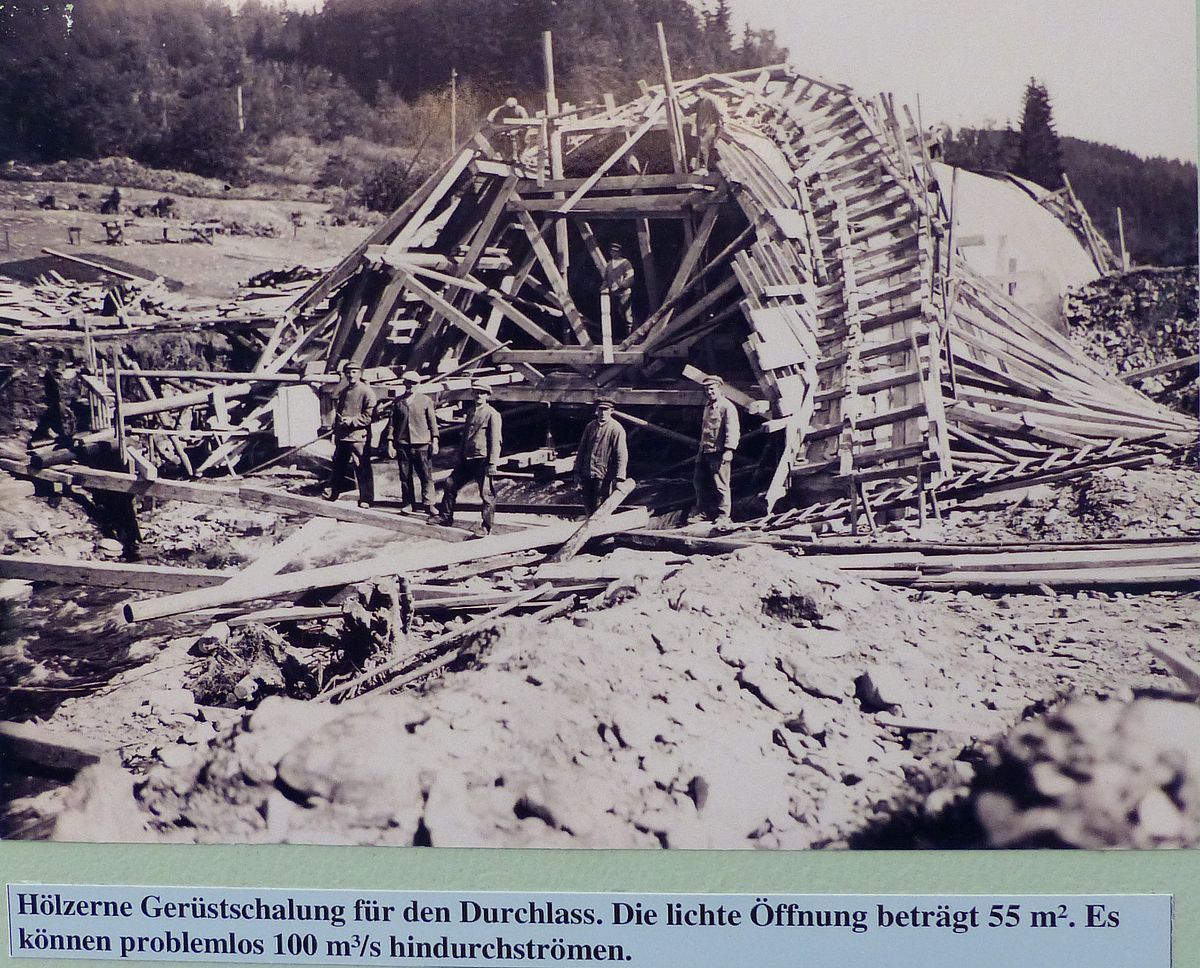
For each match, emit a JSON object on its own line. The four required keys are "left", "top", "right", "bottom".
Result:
{"left": 390, "top": 375, "right": 439, "bottom": 514}
{"left": 436, "top": 383, "right": 502, "bottom": 535}
{"left": 574, "top": 398, "right": 628, "bottom": 515}
{"left": 693, "top": 375, "right": 739, "bottom": 527}
{"left": 326, "top": 361, "right": 376, "bottom": 508}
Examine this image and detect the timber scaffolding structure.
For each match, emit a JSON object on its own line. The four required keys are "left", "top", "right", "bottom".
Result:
{"left": 240, "top": 60, "right": 1193, "bottom": 525}
{"left": 25, "top": 53, "right": 1194, "bottom": 530}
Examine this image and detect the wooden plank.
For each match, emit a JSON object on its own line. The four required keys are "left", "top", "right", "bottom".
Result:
{"left": 546, "top": 478, "right": 639, "bottom": 562}
{"left": 236, "top": 518, "right": 336, "bottom": 582}
{"left": 1121, "top": 354, "right": 1200, "bottom": 383}
{"left": 122, "top": 511, "right": 650, "bottom": 623}
{"left": 237, "top": 484, "right": 470, "bottom": 542}
{"left": 518, "top": 173, "right": 722, "bottom": 194}
{"left": 41, "top": 247, "right": 147, "bottom": 282}
{"left": 0, "top": 554, "right": 231, "bottom": 592}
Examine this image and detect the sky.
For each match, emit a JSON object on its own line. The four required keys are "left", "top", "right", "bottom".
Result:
{"left": 728, "top": 0, "right": 1198, "bottom": 162}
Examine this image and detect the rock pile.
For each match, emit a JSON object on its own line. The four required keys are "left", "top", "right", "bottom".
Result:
{"left": 1064, "top": 267, "right": 1198, "bottom": 415}
{"left": 971, "top": 697, "right": 1200, "bottom": 848}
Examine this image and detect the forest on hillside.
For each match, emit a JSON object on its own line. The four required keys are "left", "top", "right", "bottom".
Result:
{"left": 0, "top": 0, "right": 1193, "bottom": 266}
{"left": 0, "top": 0, "right": 780, "bottom": 177}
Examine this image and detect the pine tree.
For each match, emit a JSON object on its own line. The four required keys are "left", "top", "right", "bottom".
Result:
{"left": 1013, "top": 78, "right": 1065, "bottom": 190}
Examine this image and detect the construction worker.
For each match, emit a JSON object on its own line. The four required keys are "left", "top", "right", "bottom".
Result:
{"left": 487, "top": 96, "right": 529, "bottom": 161}
{"left": 436, "top": 383, "right": 501, "bottom": 535}
{"left": 574, "top": 398, "right": 628, "bottom": 516}
{"left": 390, "top": 374, "right": 439, "bottom": 514}
{"left": 694, "top": 90, "right": 725, "bottom": 171}
{"left": 693, "top": 375, "right": 740, "bottom": 528}
{"left": 325, "top": 361, "right": 376, "bottom": 507}
{"left": 601, "top": 242, "right": 636, "bottom": 338}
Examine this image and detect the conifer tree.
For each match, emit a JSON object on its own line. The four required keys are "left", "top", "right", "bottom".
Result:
{"left": 1013, "top": 78, "right": 1065, "bottom": 189}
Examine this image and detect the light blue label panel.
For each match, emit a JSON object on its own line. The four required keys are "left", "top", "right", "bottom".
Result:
{"left": 7, "top": 885, "right": 1172, "bottom": 967}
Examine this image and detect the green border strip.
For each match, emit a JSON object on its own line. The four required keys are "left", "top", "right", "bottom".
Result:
{"left": 0, "top": 844, "right": 1192, "bottom": 966}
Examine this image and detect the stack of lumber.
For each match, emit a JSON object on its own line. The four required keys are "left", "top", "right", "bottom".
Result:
{"left": 612, "top": 529, "right": 1200, "bottom": 592}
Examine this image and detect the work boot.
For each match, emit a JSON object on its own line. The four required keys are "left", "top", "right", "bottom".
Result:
{"left": 358, "top": 500, "right": 372, "bottom": 509}
{"left": 712, "top": 516, "right": 734, "bottom": 532}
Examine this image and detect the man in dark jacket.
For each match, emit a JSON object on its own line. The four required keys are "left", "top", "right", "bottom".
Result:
{"left": 325, "top": 361, "right": 377, "bottom": 507}
{"left": 436, "top": 383, "right": 502, "bottom": 535}
{"left": 574, "top": 398, "right": 628, "bottom": 515}
{"left": 390, "top": 375, "right": 439, "bottom": 513}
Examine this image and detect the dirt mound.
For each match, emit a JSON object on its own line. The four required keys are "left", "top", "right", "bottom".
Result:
{"left": 144, "top": 546, "right": 1089, "bottom": 849}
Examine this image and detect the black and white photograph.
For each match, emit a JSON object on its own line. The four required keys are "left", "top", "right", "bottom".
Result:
{"left": 0, "top": 0, "right": 1197, "bottom": 852}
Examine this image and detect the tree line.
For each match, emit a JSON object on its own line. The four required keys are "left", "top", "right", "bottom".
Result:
{"left": 943, "top": 80, "right": 1197, "bottom": 268}
{"left": 0, "top": 0, "right": 783, "bottom": 182}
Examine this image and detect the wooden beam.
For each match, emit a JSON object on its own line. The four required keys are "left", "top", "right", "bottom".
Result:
{"left": 290, "top": 148, "right": 476, "bottom": 315}
{"left": 0, "top": 554, "right": 232, "bottom": 592}
{"left": 515, "top": 209, "right": 593, "bottom": 345}
{"left": 547, "top": 479, "right": 640, "bottom": 563}
{"left": 489, "top": 385, "right": 709, "bottom": 406}
{"left": 620, "top": 205, "right": 722, "bottom": 348}
{"left": 519, "top": 173, "right": 722, "bottom": 194}
{"left": 493, "top": 348, "right": 645, "bottom": 365}
{"left": 391, "top": 267, "right": 543, "bottom": 382}
{"left": 514, "top": 191, "right": 713, "bottom": 214}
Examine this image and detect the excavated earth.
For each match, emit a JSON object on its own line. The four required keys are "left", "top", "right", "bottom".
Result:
{"left": 2, "top": 451, "right": 1198, "bottom": 849}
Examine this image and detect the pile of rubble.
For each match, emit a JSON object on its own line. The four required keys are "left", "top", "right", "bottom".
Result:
{"left": 1064, "top": 267, "right": 1198, "bottom": 415}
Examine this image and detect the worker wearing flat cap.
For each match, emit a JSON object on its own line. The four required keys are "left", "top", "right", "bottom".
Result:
{"left": 326, "top": 360, "right": 376, "bottom": 507}
{"left": 390, "top": 373, "right": 439, "bottom": 514}
{"left": 574, "top": 397, "right": 628, "bottom": 516}
{"left": 693, "top": 375, "right": 739, "bottom": 527}
{"left": 601, "top": 242, "right": 636, "bottom": 337}
{"left": 436, "top": 383, "right": 502, "bottom": 535}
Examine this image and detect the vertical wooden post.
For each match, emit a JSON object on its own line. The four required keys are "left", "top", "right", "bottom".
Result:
{"left": 1116, "top": 207, "right": 1127, "bottom": 269}
{"left": 450, "top": 69, "right": 458, "bottom": 151}
{"left": 111, "top": 348, "right": 126, "bottom": 466}
{"left": 542, "top": 31, "right": 558, "bottom": 115}
{"left": 543, "top": 31, "right": 569, "bottom": 275}
{"left": 599, "top": 292, "right": 615, "bottom": 364}
{"left": 236, "top": 85, "right": 245, "bottom": 134}
{"left": 655, "top": 22, "right": 687, "bottom": 174}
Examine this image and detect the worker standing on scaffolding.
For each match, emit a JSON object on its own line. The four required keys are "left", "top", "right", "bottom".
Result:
{"left": 325, "top": 361, "right": 376, "bottom": 508}
{"left": 601, "top": 242, "right": 636, "bottom": 338}
{"left": 487, "top": 96, "right": 529, "bottom": 162}
{"left": 693, "top": 90, "right": 725, "bottom": 172}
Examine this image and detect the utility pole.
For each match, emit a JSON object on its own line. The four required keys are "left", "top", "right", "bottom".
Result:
{"left": 450, "top": 69, "right": 458, "bottom": 151}
{"left": 1116, "top": 206, "right": 1129, "bottom": 271}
